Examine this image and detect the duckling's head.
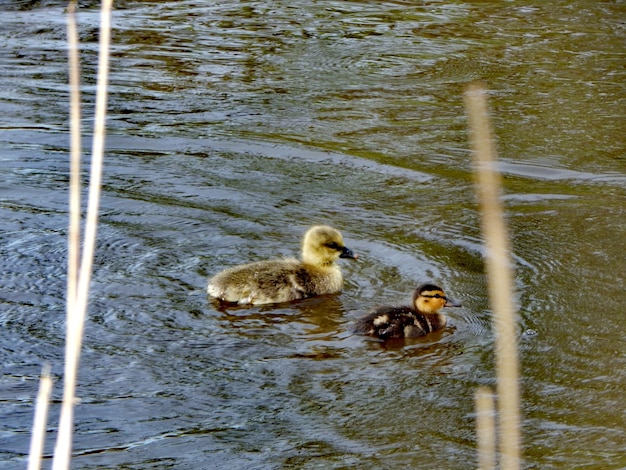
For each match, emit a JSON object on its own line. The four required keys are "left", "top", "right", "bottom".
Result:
{"left": 413, "top": 283, "right": 461, "bottom": 314}
{"left": 301, "top": 225, "right": 357, "bottom": 266}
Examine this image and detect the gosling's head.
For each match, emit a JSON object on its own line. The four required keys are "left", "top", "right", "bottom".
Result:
{"left": 412, "top": 283, "right": 461, "bottom": 314}
{"left": 301, "top": 225, "right": 357, "bottom": 266}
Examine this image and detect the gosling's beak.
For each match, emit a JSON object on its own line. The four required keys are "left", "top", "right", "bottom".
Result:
{"left": 444, "top": 298, "right": 462, "bottom": 308}
{"left": 339, "top": 246, "right": 358, "bottom": 260}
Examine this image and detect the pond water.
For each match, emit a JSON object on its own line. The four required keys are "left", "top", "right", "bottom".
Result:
{"left": 1, "top": 1, "right": 625, "bottom": 469}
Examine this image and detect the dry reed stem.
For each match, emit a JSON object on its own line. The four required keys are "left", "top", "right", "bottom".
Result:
{"left": 464, "top": 82, "right": 521, "bottom": 470}
{"left": 67, "top": 0, "right": 82, "bottom": 308}
{"left": 27, "top": 364, "right": 53, "bottom": 470}
{"left": 475, "top": 386, "right": 496, "bottom": 470}
{"left": 52, "top": 1, "right": 113, "bottom": 468}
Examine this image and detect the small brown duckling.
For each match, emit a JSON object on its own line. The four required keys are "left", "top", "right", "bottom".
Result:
{"left": 353, "top": 283, "right": 461, "bottom": 340}
{"left": 207, "top": 225, "right": 357, "bottom": 305}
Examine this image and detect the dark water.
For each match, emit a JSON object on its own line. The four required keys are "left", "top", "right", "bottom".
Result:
{"left": 1, "top": 1, "right": 625, "bottom": 469}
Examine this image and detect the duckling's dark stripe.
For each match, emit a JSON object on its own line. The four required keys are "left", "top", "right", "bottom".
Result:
{"left": 421, "top": 293, "right": 448, "bottom": 301}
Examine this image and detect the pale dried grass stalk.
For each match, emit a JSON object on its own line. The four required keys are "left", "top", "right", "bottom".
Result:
{"left": 67, "top": 0, "right": 81, "bottom": 308}
{"left": 52, "top": 1, "right": 113, "bottom": 469}
{"left": 27, "top": 364, "right": 53, "bottom": 470}
{"left": 28, "top": 2, "right": 82, "bottom": 468}
{"left": 464, "top": 82, "right": 521, "bottom": 470}
{"left": 475, "top": 386, "right": 496, "bottom": 470}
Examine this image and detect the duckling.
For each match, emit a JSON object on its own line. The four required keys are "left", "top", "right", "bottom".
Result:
{"left": 353, "top": 283, "right": 461, "bottom": 340}
{"left": 207, "top": 225, "right": 357, "bottom": 305}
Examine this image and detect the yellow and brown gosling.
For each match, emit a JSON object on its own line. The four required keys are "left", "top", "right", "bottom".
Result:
{"left": 207, "top": 225, "right": 357, "bottom": 305}
{"left": 353, "top": 283, "right": 461, "bottom": 340}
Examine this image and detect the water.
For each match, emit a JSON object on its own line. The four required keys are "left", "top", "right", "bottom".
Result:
{"left": 1, "top": 1, "right": 625, "bottom": 469}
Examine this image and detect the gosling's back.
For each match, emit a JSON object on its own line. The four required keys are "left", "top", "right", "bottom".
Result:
{"left": 207, "top": 225, "right": 356, "bottom": 305}
{"left": 208, "top": 257, "right": 344, "bottom": 305}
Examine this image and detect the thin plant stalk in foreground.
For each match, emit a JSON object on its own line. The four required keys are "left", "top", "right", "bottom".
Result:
{"left": 67, "top": 0, "right": 82, "bottom": 319}
{"left": 51, "top": 1, "right": 113, "bottom": 469}
{"left": 27, "top": 365, "right": 53, "bottom": 470}
{"left": 464, "top": 82, "right": 521, "bottom": 470}
{"left": 475, "top": 386, "right": 496, "bottom": 470}
{"left": 28, "top": 1, "right": 83, "bottom": 466}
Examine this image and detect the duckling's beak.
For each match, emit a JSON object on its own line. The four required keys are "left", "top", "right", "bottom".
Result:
{"left": 339, "top": 246, "right": 358, "bottom": 259}
{"left": 444, "top": 298, "right": 462, "bottom": 308}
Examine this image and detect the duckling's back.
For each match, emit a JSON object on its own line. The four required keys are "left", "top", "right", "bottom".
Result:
{"left": 353, "top": 305, "right": 446, "bottom": 340}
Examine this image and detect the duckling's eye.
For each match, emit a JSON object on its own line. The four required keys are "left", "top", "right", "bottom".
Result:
{"left": 326, "top": 242, "right": 340, "bottom": 250}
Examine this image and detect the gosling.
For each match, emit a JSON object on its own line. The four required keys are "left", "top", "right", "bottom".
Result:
{"left": 353, "top": 283, "right": 461, "bottom": 340}
{"left": 207, "top": 225, "right": 357, "bottom": 305}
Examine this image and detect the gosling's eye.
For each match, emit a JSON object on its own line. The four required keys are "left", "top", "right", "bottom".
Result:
{"left": 327, "top": 242, "right": 339, "bottom": 250}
